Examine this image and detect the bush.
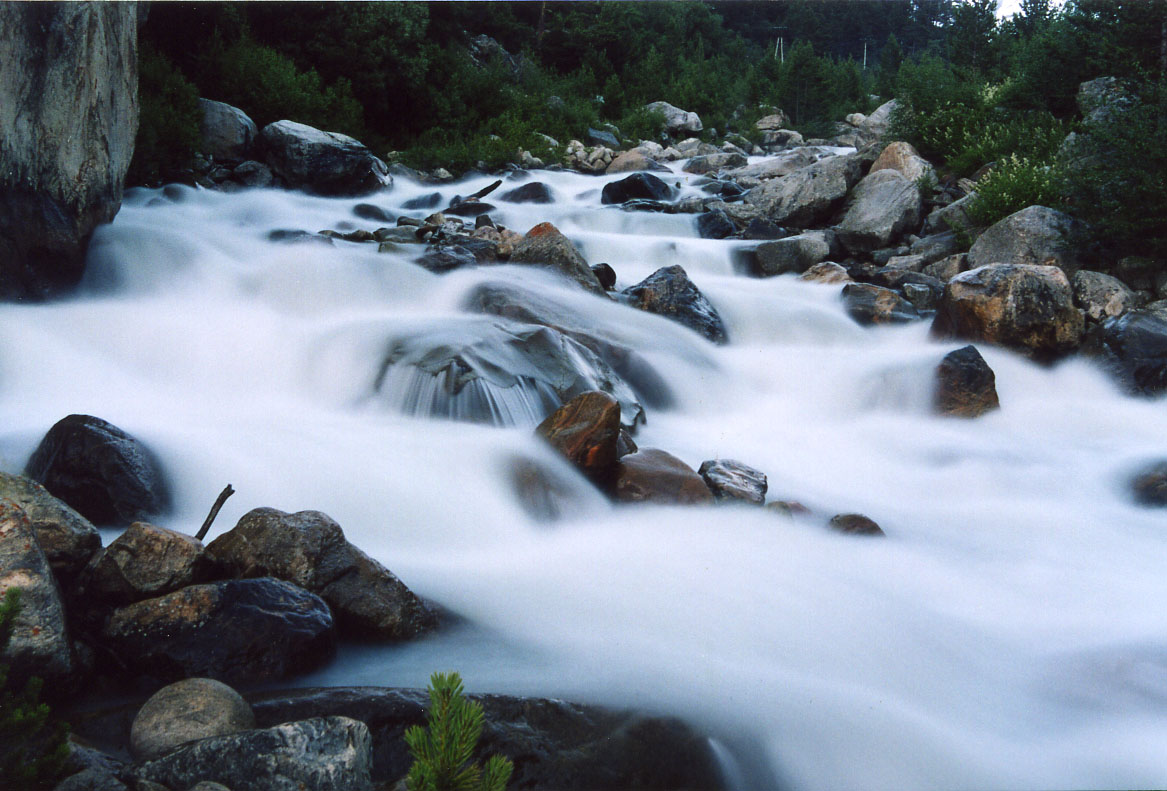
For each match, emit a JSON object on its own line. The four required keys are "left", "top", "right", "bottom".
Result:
{"left": 126, "top": 44, "right": 202, "bottom": 186}
{"left": 405, "top": 671, "right": 512, "bottom": 791}
{"left": 0, "top": 589, "right": 69, "bottom": 791}
{"left": 966, "top": 154, "right": 1064, "bottom": 228}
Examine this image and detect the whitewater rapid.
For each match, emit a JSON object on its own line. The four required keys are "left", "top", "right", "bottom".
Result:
{"left": 1, "top": 162, "right": 1164, "bottom": 790}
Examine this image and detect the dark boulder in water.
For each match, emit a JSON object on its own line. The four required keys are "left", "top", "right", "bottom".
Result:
{"left": 828, "top": 513, "right": 885, "bottom": 536}
{"left": 601, "top": 173, "right": 673, "bottom": 205}
{"left": 697, "top": 209, "right": 736, "bottom": 239}
{"left": 591, "top": 262, "right": 617, "bottom": 290}
{"left": 1130, "top": 460, "right": 1167, "bottom": 506}
{"left": 260, "top": 120, "right": 390, "bottom": 197}
{"left": 501, "top": 182, "right": 555, "bottom": 204}
{"left": 1097, "top": 306, "right": 1167, "bottom": 395}
{"left": 402, "top": 192, "right": 442, "bottom": 210}
{"left": 934, "top": 345, "right": 1000, "bottom": 418}
{"left": 615, "top": 448, "right": 714, "bottom": 505}
{"left": 353, "top": 203, "right": 393, "bottom": 222}
{"left": 698, "top": 459, "right": 768, "bottom": 505}
{"left": 25, "top": 414, "right": 170, "bottom": 527}
{"left": 510, "top": 222, "right": 606, "bottom": 294}
{"left": 841, "top": 283, "right": 920, "bottom": 326}
{"left": 623, "top": 265, "right": 729, "bottom": 344}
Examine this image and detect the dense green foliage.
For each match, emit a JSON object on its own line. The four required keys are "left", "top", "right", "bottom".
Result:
{"left": 0, "top": 589, "right": 70, "bottom": 791}
{"left": 126, "top": 43, "right": 202, "bottom": 186}
{"left": 405, "top": 672, "right": 512, "bottom": 791}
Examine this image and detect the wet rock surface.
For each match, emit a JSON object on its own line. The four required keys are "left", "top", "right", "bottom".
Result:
{"left": 1130, "top": 461, "right": 1167, "bottom": 506}
{"left": 1096, "top": 307, "right": 1167, "bottom": 394}
{"left": 259, "top": 120, "right": 390, "bottom": 196}
{"left": 841, "top": 283, "right": 920, "bottom": 326}
{"left": 536, "top": 391, "right": 622, "bottom": 491}
{"left": 828, "top": 513, "right": 885, "bottom": 537}
{"left": 698, "top": 459, "right": 768, "bottom": 505}
{"left": 934, "top": 345, "right": 1000, "bottom": 418}
{"left": 622, "top": 265, "right": 728, "bottom": 344}
{"left": 615, "top": 449, "right": 714, "bottom": 505}
{"left": 510, "top": 222, "right": 605, "bottom": 294}
{"left": 601, "top": 173, "right": 674, "bottom": 205}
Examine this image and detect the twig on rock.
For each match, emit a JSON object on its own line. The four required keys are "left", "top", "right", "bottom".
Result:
{"left": 195, "top": 484, "right": 235, "bottom": 541}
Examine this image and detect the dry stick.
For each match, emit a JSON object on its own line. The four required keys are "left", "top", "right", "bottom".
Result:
{"left": 466, "top": 179, "right": 502, "bottom": 201}
{"left": 195, "top": 484, "right": 235, "bottom": 541}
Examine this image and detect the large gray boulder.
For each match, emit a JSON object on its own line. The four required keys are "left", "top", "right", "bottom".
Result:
{"left": 1072, "top": 270, "right": 1136, "bottom": 323}
{"left": 206, "top": 508, "right": 435, "bottom": 642}
{"left": 0, "top": 3, "right": 139, "bottom": 299}
{"left": 644, "top": 101, "right": 703, "bottom": 135}
{"left": 131, "top": 678, "right": 256, "bottom": 761}
{"left": 835, "top": 169, "right": 923, "bottom": 253}
{"left": 0, "top": 500, "right": 74, "bottom": 682}
{"left": 967, "top": 205, "right": 1084, "bottom": 277}
{"left": 136, "top": 716, "right": 372, "bottom": 791}
{"left": 753, "top": 232, "right": 831, "bottom": 276}
{"left": 198, "top": 99, "right": 258, "bottom": 164}
{"left": 260, "top": 120, "right": 390, "bottom": 196}
{"left": 744, "top": 154, "right": 863, "bottom": 227}
{"left": 0, "top": 472, "right": 100, "bottom": 583}
{"left": 869, "top": 141, "right": 934, "bottom": 183}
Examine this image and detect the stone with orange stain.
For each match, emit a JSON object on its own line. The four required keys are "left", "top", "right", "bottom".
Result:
{"left": 511, "top": 223, "right": 605, "bottom": 294}
{"left": 536, "top": 391, "right": 622, "bottom": 491}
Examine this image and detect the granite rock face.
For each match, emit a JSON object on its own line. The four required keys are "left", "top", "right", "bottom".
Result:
{"left": 0, "top": 2, "right": 140, "bottom": 299}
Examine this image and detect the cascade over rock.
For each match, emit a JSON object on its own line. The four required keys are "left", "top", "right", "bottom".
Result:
{"left": 0, "top": 2, "right": 139, "bottom": 299}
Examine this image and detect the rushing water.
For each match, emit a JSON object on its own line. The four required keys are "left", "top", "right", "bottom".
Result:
{"left": 2, "top": 161, "right": 1165, "bottom": 790}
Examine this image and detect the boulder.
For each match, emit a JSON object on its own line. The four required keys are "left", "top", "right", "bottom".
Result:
{"left": 605, "top": 149, "right": 668, "bottom": 174}
{"left": 1072, "top": 270, "right": 1135, "bottom": 322}
{"left": 755, "top": 111, "right": 791, "bottom": 131}
{"left": 934, "top": 345, "right": 1000, "bottom": 418}
{"left": 601, "top": 173, "right": 673, "bottom": 205}
{"left": 248, "top": 687, "right": 726, "bottom": 791}
{"left": 499, "top": 182, "right": 554, "bottom": 204}
{"left": 259, "top": 120, "right": 390, "bottom": 197}
{"left": 536, "top": 391, "right": 622, "bottom": 491}
{"left": 1096, "top": 307, "right": 1167, "bottom": 394}
{"left": 682, "top": 153, "right": 747, "bottom": 176}
{"left": 510, "top": 222, "right": 605, "bottom": 294}
{"left": 206, "top": 508, "right": 435, "bottom": 641}
{"left": 1130, "top": 460, "right": 1167, "bottom": 506}
{"left": 859, "top": 100, "right": 897, "bottom": 139}
{"left": 100, "top": 578, "right": 335, "bottom": 685}
{"left": 828, "top": 513, "right": 885, "bottom": 537}
{"left": 869, "top": 141, "right": 934, "bottom": 183}
{"left": 586, "top": 127, "right": 620, "bottom": 150}
{"left": 841, "top": 283, "right": 920, "bottom": 326}
{"left": 967, "top": 205, "right": 1084, "bottom": 277}
{"left": 696, "top": 209, "right": 736, "bottom": 240}
{"left": 24, "top": 414, "right": 170, "bottom": 526}
{"left": 922, "top": 253, "right": 970, "bottom": 282}
{"left": 724, "top": 148, "right": 820, "bottom": 183}
{"left": 0, "top": 2, "right": 139, "bottom": 299}
{"left": 835, "top": 169, "right": 923, "bottom": 254}
{"left": 591, "top": 263, "right": 617, "bottom": 290}
{"left": 83, "top": 522, "right": 208, "bottom": 606}
{"left": 232, "top": 160, "right": 272, "bottom": 188}
{"left": 744, "top": 154, "right": 863, "bottom": 227}
{"left": 644, "top": 101, "right": 703, "bottom": 135}
{"left": 622, "top": 265, "right": 729, "bottom": 344}
{"left": 753, "top": 232, "right": 831, "bottom": 277}
{"left": 131, "top": 678, "right": 256, "bottom": 761}
{"left": 923, "top": 192, "right": 978, "bottom": 237}
{"left": 698, "top": 460, "right": 767, "bottom": 505}
{"left": 615, "top": 449, "right": 714, "bottom": 505}
{"left": 509, "top": 456, "right": 595, "bottom": 523}
{"left": 909, "top": 231, "right": 962, "bottom": 266}
{"left": 0, "top": 472, "right": 99, "bottom": 582}
{"left": 800, "top": 262, "right": 852, "bottom": 285}
{"left": 885, "top": 254, "right": 928, "bottom": 272}
{"left": 931, "top": 264, "right": 1085, "bottom": 359}
{"left": 198, "top": 99, "right": 257, "bottom": 164}
{"left": 0, "top": 501, "right": 74, "bottom": 682}
{"left": 136, "top": 716, "right": 371, "bottom": 791}
{"left": 761, "top": 129, "right": 804, "bottom": 148}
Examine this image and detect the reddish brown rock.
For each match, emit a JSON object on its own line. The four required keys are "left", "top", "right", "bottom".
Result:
{"left": 510, "top": 223, "right": 604, "bottom": 294}
{"left": 934, "top": 345, "right": 1000, "bottom": 418}
{"left": 536, "top": 391, "right": 622, "bottom": 490}
{"left": 615, "top": 449, "right": 714, "bottom": 505}
{"left": 828, "top": 513, "right": 885, "bottom": 536}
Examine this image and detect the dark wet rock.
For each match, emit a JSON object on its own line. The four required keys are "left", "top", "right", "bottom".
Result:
{"left": 1072, "top": 270, "right": 1136, "bottom": 323}
{"left": 353, "top": 203, "right": 393, "bottom": 222}
{"left": 206, "top": 508, "right": 434, "bottom": 642}
{"left": 199, "top": 100, "right": 257, "bottom": 164}
{"left": 697, "top": 209, "right": 736, "bottom": 240}
{"left": 0, "top": 2, "right": 139, "bottom": 300}
{"left": 934, "top": 345, "right": 1000, "bottom": 418}
{"left": 1131, "top": 461, "right": 1167, "bottom": 506}
{"left": 865, "top": 268, "right": 945, "bottom": 297}
{"left": 267, "top": 229, "right": 332, "bottom": 245}
{"left": 136, "top": 716, "right": 371, "bottom": 791}
{"left": 1096, "top": 307, "right": 1167, "bottom": 395}
{"left": 510, "top": 222, "right": 605, "bottom": 294}
{"left": 698, "top": 460, "right": 767, "bottom": 505}
{"left": 446, "top": 201, "right": 496, "bottom": 217}
{"left": 500, "top": 182, "right": 554, "bottom": 204}
{"left": 767, "top": 501, "right": 812, "bottom": 519}
{"left": 83, "top": 522, "right": 208, "bottom": 607}
{"left": 744, "top": 154, "right": 863, "bottom": 228}
{"left": 931, "top": 264, "right": 1085, "bottom": 359}
{"left": 909, "top": 231, "right": 962, "bottom": 265}
{"left": 623, "top": 265, "right": 728, "bottom": 344}
{"left": 0, "top": 472, "right": 100, "bottom": 582}
{"left": 742, "top": 218, "right": 790, "bottom": 240}
{"left": 885, "top": 254, "right": 929, "bottom": 272}
{"left": 52, "top": 768, "right": 128, "bottom": 791}
{"left": 402, "top": 192, "right": 442, "bottom": 210}
{"left": 415, "top": 245, "right": 480, "bottom": 273}
{"left": 0, "top": 500, "right": 75, "bottom": 682}
{"left": 841, "top": 283, "right": 921, "bottom": 326}
{"left": 509, "top": 456, "right": 594, "bottom": 523}
{"left": 24, "top": 414, "right": 170, "bottom": 526}
{"left": 615, "top": 449, "right": 714, "bottom": 505}
{"left": 835, "top": 169, "right": 924, "bottom": 254}
{"left": 536, "top": 391, "right": 622, "bottom": 491}
{"left": 248, "top": 686, "right": 726, "bottom": 791}
{"left": 376, "top": 320, "right": 646, "bottom": 429}
{"left": 260, "top": 121, "right": 390, "bottom": 197}
{"left": 619, "top": 198, "right": 672, "bottom": 213}
{"left": 233, "top": 160, "right": 273, "bottom": 188}
{"left": 591, "top": 263, "right": 617, "bottom": 290}
{"left": 903, "top": 282, "right": 940, "bottom": 313}
{"left": 601, "top": 173, "right": 673, "bottom": 205}
{"left": 131, "top": 678, "right": 256, "bottom": 761}
{"left": 476, "top": 214, "right": 496, "bottom": 229}
{"left": 587, "top": 127, "right": 620, "bottom": 149}
{"left": 616, "top": 429, "right": 639, "bottom": 458}
{"left": 967, "top": 205, "right": 1084, "bottom": 277}
{"left": 828, "top": 513, "right": 885, "bottom": 536}
{"left": 100, "top": 578, "right": 335, "bottom": 685}
{"left": 753, "top": 232, "right": 830, "bottom": 277}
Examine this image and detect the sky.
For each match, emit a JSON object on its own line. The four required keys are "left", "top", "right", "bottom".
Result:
{"left": 996, "top": 0, "right": 1067, "bottom": 20}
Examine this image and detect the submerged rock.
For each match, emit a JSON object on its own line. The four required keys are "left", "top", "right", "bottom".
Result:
{"left": 841, "top": 283, "right": 920, "bottom": 326}
{"left": 934, "top": 345, "right": 1000, "bottom": 418}
{"left": 698, "top": 459, "right": 768, "bottom": 505}
{"left": 622, "top": 265, "right": 728, "bottom": 344}
{"left": 1130, "top": 461, "right": 1167, "bottom": 506}
{"left": 131, "top": 678, "right": 256, "bottom": 761}
{"left": 500, "top": 181, "right": 554, "bottom": 204}
{"left": 615, "top": 449, "right": 714, "bottom": 505}
{"left": 24, "top": 414, "right": 170, "bottom": 527}
{"left": 536, "top": 391, "right": 622, "bottom": 491}
{"left": 828, "top": 513, "right": 885, "bottom": 537}
{"left": 601, "top": 173, "right": 673, "bottom": 205}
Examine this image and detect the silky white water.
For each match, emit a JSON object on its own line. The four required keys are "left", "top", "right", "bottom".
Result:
{"left": 2, "top": 163, "right": 1164, "bottom": 790}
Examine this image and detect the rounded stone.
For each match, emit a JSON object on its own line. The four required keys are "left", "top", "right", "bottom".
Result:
{"left": 131, "top": 678, "right": 256, "bottom": 761}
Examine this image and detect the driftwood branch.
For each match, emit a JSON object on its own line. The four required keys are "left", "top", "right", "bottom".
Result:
{"left": 467, "top": 179, "right": 502, "bottom": 201}
{"left": 195, "top": 484, "right": 235, "bottom": 541}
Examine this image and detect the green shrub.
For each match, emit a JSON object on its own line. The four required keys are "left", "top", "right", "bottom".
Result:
{"left": 126, "top": 44, "right": 202, "bottom": 186}
{"left": 966, "top": 154, "right": 1064, "bottom": 228}
{"left": 405, "top": 671, "right": 512, "bottom": 791}
{"left": 0, "top": 589, "right": 70, "bottom": 791}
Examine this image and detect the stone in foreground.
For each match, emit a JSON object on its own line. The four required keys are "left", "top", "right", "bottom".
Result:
{"left": 0, "top": 472, "right": 100, "bottom": 582}
{"left": 841, "top": 283, "right": 920, "bottom": 326}
{"left": 623, "top": 265, "right": 729, "bottom": 344}
{"left": 615, "top": 449, "right": 714, "bottom": 505}
{"left": 1130, "top": 461, "right": 1167, "bottom": 506}
{"left": 536, "top": 391, "right": 622, "bottom": 491}
{"left": 84, "top": 521, "right": 208, "bottom": 606}
{"left": 967, "top": 205, "right": 1084, "bottom": 277}
{"left": 934, "top": 345, "right": 1000, "bottom": 418}
{"left": 131, "top": 678, "right": 256, "bottom": 761}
